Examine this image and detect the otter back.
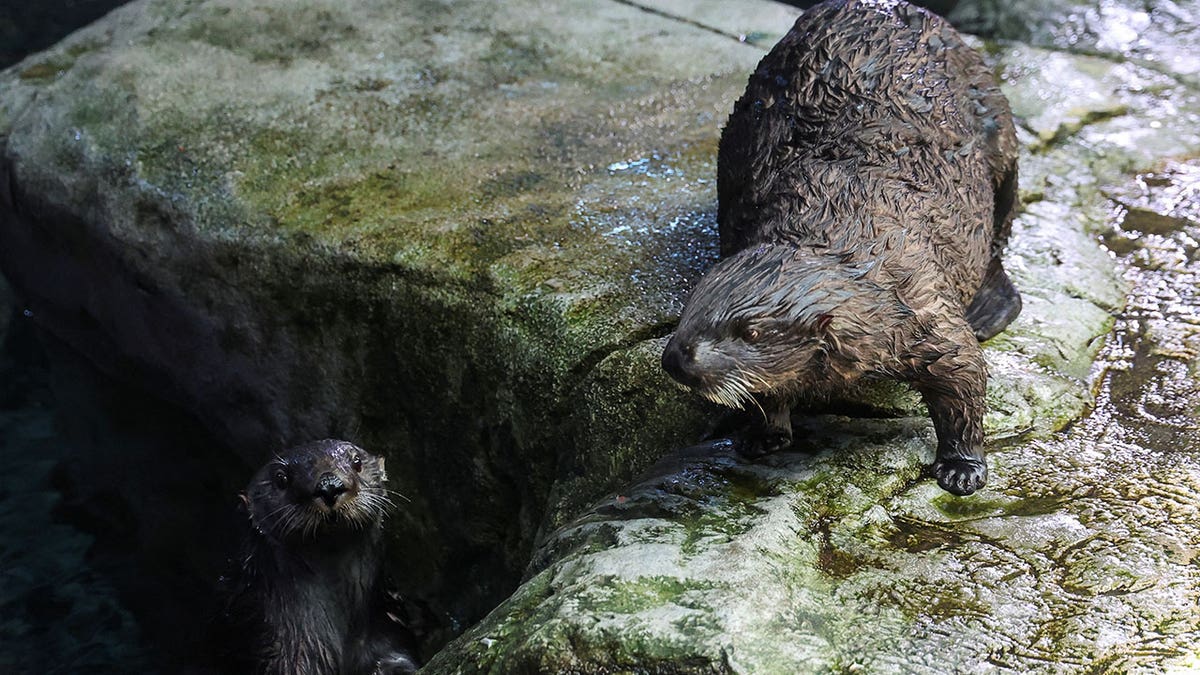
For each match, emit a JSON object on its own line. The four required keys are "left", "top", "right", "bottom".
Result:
{"left": 718, "top": 0, "right": 1018, "bottom": 311}
{"left": 663, "top": 0, "right": 1021, "bottom": 496}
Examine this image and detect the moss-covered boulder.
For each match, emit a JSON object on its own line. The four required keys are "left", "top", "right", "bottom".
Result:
{"left": 423, "top": 0, "right": 1200, "bottom": 671}
{"left": 0, "top": 0, "right": 802, "bottom": 633}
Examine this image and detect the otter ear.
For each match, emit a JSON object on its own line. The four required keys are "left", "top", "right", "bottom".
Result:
{"left": 816, "top": 314, "right": 833, "bottom": 332}
{"left": 238, "top": 492, "right": 250, "bottom": 511}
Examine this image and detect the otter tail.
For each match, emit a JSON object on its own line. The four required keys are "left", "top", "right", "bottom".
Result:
{"left": 965, "top": 257, "right": 1022, "bottom": 342}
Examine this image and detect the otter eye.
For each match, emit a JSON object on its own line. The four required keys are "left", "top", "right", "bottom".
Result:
{"left": 272, "top": 468, "right": 290, "bottom": 490}
{"left": 351, "top": 455, "right": 363, "bottom": 472}
{"left": 741, "top": 325, "right": 762, "bottom": 343}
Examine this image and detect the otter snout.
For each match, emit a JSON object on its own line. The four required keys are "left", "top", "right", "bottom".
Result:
{"left": 314, "top": 472, "right": 350, "bottom": 509}
{"left": 662, "top": 338, "right": 705, "bottom": 388}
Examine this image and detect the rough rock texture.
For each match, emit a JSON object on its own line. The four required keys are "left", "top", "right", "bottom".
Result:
{"left": 423, "top": 0, "right": 1200, "bottom": 672}
{"left": 1, "top": 0, "right": 1198, "bottom": 670}
{"left": 0, "top": 0, "right": 802, "bottom": 632}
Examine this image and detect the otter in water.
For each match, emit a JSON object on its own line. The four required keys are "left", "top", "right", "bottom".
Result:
{"left": 222, "top": 439, "right": 419, "bottom": 674}
{"left": 661, "top": 0, "right": 1021, "bottom": 496}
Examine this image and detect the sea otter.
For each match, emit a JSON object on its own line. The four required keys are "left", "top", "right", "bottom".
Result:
{"left": 661, "top": 0, "right": 1021, "bottom": 496}
{"left": 222, "top": 439, "right": 420, "bottom": 674}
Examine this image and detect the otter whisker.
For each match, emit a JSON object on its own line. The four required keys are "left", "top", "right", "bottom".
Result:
{"left": 707, "top": 370, "right": 757, "bottom": 414}
{"left": 378, "top": 487, "right": 411, "bottom": 503}
{"left": 358, "top": 493, "right": 395, "bottom": 516}
{"left": 736, "top": 377, "right": 768, "bottom": 421}
{"left": 256, "top": 501, "right": 295, "bottom": 530}
{"left": 274, "top": 507, "right": 304, "bottom": 539}
{"left": 745, "top": 369, "right": 774, "bottom": 393}
{"left": 265, "top": 502, "right": 300, "bottom": 533}
{"left": 287, "top": 510, "right": 308, "bottom": 539}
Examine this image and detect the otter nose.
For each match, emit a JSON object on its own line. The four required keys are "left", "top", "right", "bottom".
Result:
{"left": 314, "top": 473, "right": 348, "bottom": 508}
{"left": 662, "top": 340, "right": 699, "bottom": 385}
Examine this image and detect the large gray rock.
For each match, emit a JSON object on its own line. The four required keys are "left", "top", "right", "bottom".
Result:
{"left": 1, "top": 0, "right": 1196, "bottom": 670}
{"left": 424, "top": 1, "right": 1200, "bottom": 672}
{"left": 0, "top": 0, "right": 800, "bottom": 631}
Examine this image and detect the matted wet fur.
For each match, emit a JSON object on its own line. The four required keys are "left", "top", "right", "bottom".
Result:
{"left": 662, "top": 0, "right": 1021, "bottom": 495}
{"left": 221, "top": 439, "right": 419, "bottom": 674}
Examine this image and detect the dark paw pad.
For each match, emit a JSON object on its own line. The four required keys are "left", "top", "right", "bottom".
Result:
{"left": 933, "top": 458, "right": 987, "bottom": 496}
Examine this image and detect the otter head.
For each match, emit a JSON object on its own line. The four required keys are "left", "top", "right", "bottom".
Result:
{"left": 663, "top": 243, "right": 907, "bottom": 408}
{"left": 242, "top": 439, "right": 392, "bottom": 543}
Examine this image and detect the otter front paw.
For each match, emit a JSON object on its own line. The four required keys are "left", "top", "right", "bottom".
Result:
{"left": 933, "top": 457, "right": 987, "bottom": 496}
{"left": 737, "top": 427, "right": 792, "bottom": 458}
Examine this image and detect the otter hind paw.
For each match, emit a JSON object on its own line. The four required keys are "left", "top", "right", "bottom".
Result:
{"left": 933, "top": 458, "right": 988, "bottom": 496}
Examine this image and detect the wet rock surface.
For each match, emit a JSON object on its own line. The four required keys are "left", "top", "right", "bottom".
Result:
{"left": 426, "top": 1, "right": 1200, "bottom": 672}
{"left": 0, "top": 0, "right": 774, "bottom": 642}
{"left": 948, "top": 0, "right": 1200, "bottom": 86}
{"left": 429, "top": 152, "right": 1200, "bottom": 670}
{"left": 0, "top": 0, "right": 1197, "bottom": 671}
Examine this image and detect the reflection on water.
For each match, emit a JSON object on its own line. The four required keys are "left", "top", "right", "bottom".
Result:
{"left": 1097, "top": 161, "right": 1200, "bottom": 450}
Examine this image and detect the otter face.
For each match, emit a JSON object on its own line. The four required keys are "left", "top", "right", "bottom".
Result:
{"left": 243, "top": 439, "right": 393, "bottom": 542}
{"left": 663, "top": 244, "right": 891, "bottom": 408}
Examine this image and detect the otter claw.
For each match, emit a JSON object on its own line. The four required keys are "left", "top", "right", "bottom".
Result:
{"left": 933, "top": 458, "right": 987, "bottom": 496}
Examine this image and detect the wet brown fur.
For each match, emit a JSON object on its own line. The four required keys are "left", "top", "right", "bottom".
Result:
{"left": 662, "top": 0, "right": 1021, "bottom": 495}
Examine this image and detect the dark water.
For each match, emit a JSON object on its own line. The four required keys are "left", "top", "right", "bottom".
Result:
{"left": 0, "top": 0, "right": 132, "bottom": 69}
{"left": 0, "top": 305, "right": 144, "bottom": 672}
{"left": 0, "top": 297, "right": 248, "bottom": 673}
{"left": 2, "top": 4, "right": 238, "bottom": 670}
{"left": 0, "top": 307, "right": 147, "bottom": 674}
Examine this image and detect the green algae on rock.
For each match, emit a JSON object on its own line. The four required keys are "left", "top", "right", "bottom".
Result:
{"left": 427, "top": 0, "right": 1200, "bottom": 671}
{"left": 0, "top": 0, "right": 792, "bottom": 646}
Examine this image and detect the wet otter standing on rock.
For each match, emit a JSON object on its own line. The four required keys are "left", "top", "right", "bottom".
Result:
{"left": 662, "top": 0, "right": 1021, "bottom": 495}
{"left": 222, "top": 439, "right": 419, "bottom": 674}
